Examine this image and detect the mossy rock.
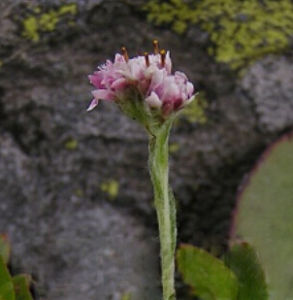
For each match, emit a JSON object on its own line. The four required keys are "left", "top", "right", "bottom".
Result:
{"left": 145, "top": 0, "right": 293, "bottom": 70}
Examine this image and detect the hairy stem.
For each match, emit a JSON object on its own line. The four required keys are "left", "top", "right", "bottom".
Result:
{"left": 148, "top": 119, "right": 176, "bottom": 300}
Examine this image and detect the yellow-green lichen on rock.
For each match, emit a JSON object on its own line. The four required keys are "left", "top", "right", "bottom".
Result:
{"left": 22, "top": 16, "right": 39, "bottom": 42}
{"left": 101, "top": 180, "right": 119, "bottom": 200}
{"left": 145, "top": 0, "right": 293, "bottom": 69}
{"left": 74, "top": 188, "right": 84, "bottom": 198}
{"left": 22, "top": 3, "right": 77, "bottom": 42}
{"left": 64, "top": 138, "right": 78, "bottom": 150}
{"left": 121, "top": 292, "right": 131, "bottom": 300}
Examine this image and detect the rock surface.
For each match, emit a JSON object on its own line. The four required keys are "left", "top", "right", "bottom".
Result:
{"left": 0, "top": 0, "right": 292, "bottom": 299}
{"left": 241, "top": 55, "right": 293, "bottom": 133}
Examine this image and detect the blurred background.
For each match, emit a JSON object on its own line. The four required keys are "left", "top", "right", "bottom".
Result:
{"left": 0, "top": 0, "right": 292, "bottom": 299}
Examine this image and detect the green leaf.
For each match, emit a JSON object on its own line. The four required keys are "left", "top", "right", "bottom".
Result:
{"left": 225, "top": 243, "right": 268, "bottom": 300}
{"left": 0, "top": 234, "right": 10, "bottom": 264}
{"left": 231, "top": 131, "right": 293, "bottom": 300}
{"left": 12, "top": 275, "right": 33, "bottom": 300}
{"left": 0, "top": 257, "right": 15, "bottom": 300}
{"left": 177, "top": 244, "right": 238, "bottom": 300}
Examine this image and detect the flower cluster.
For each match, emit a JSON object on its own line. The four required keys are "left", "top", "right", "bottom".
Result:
{"left": 88, "top": 40, "right": 195, "bottom": 116}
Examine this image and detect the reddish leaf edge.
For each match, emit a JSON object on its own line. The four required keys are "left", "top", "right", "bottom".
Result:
{"left": 229, "top": 129, "right": 293, "bottom": 241}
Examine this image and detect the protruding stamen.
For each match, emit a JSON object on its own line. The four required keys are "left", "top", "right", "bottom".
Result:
{"left": 121, "top": 46, "right": 129, "bottom": 62}
{"left": 153, "top": 39, "right": 159, "bottom": 54}
{"left": 160, "top": 49, "right": 166, "bottom": 67}
{"left": 144, "top": 52, "right": 150, "bottom": 67}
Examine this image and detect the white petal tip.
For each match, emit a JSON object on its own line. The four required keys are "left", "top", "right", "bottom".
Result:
{"left": 87, "top": 99, "right": 99, "bottom": 111}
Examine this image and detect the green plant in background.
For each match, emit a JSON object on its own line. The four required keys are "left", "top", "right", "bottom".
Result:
{"left": 0, "top": 234, "right": 33, "bottom": 300}
{"left": 224, "top": 243, "right": 268, "bottom": 300}
{"left": 177, "top": 242, "right": 267, "bottom": 300}
{"left": 177, "top": 131, "right": 293, "bottom": 300}
{"left": 144, "top": 0, "right": 293, "bottom": 69}
{"left": 177, "top": 244, "right": 238, "bottom": 300}
{"left": 22, "top": 3, "right": 77, "bottom": 42}
{"left": 231, "top": 131, "right": 293, "bottom": 300}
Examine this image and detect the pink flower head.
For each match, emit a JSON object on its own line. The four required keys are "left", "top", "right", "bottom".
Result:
{"left": 88, "top": 40, "right": 196, "bottom": 117}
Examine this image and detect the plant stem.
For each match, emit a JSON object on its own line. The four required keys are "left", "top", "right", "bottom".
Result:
{"left": 148, "top": 119, "right": 176, "bottom": 300}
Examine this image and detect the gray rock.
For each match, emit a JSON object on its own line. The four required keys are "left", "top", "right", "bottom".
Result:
{"left": 0, "top": 133, "right": 160, "bottom": 300}
{"left": 241, "top": 56, "right": 293, "bottom": 133}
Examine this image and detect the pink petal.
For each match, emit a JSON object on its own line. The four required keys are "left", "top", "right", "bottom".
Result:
{"left": 92, "top": 89, "right": 115, "bottom": 101}
{"left": 185, "top": 93, "right": 198, "bottom": 105}
{"left": 87, "top": 98, "right": 99, "bottom": 111}
{"left": 114, "top": 54, "right": 126, "bottom": 64}
{"left": 161, "top": 79, "right": 180, "bottom": 102}
{"left": 88, "top": 74, "right": 103, "bottom": 89}
{"left": 145, "top": 91, "right": 162, "bottom": 108}
{"left": 149, "top": 69, "right": 166, "bottom": 95}
{"left": 186, "top": 82, "right": 194, "bottom": 97}
{"left": 165, "top": 51, "right": 172, "bottom": 74}
{"left": 111, "top": 78, "right": 127, "bottom": 90}
{"left": 105, "top": 59, "right": 113, "bottom": 67}
{"left": 174, "top": 71, "right": 188, "bottom": 84}
{"left": 128, "top": 58, "right": 145, "bottom": 80}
